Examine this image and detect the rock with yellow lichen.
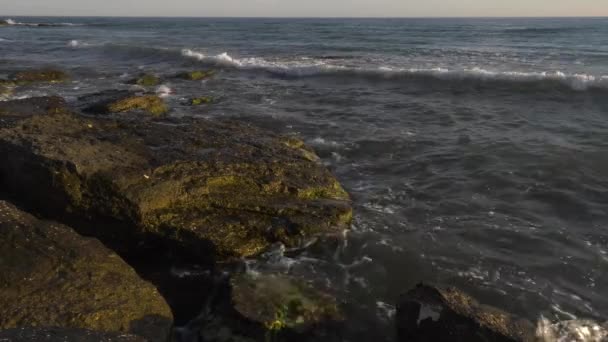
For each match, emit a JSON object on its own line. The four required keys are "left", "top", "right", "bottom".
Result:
{"left": 0, "top": 200, "right": 173, "bottom": 342}
{"left": 0, "top": 96, "right": 352, "bottom": 262}
{"left": 396, "top": 284, "right": 536, "bottom": 342}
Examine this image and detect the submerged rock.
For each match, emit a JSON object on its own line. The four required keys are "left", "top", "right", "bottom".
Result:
{"left": 0, "top": 200, "right": 173, "bottom": 341}
{"left": 0, "top": 327, "right": 146, "bottom": 342}
{"left": 177, "top": 70, "right": 215, "bottom": 81}
{"left": 0, "top": 99, "right": 352, "bottom": 262}
{"left": 9, "top": 68, "right": 69, "bottom": 84}
{"left": 132, "top": 74, "right": 161, "bottom": 87}
{"left": 195, "top": 273, "right": 342, "bottom": 342}
{"left": 395, "top": 284, "right": 536, "bottom": 342}
{"left": 82, "top": 91, "right": 168, "bottom": 116}
{"left": 189, "top": 96, "right": 213, "bottom": 106}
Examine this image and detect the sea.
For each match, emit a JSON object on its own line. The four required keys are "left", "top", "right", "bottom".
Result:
{"left": 1, "top": 16, "right": 608, "bottom": 340}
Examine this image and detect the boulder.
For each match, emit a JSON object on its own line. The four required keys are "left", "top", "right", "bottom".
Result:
{"left": 0, "top": 98, "right": 352, "bottom": 262}
{"left": 177, "top": 70, "right": 214, "bottom": 81}
{"left": 395, "top": 284, "right": 536, "bottom": 342}
{"left": 0, "top": 327, "right": 146, "bottom": 342}
{"left": 0, "top": 200, "right": 173, "bottom": 341}
{"left": 9, "top": 69, "right": 69, "bottom": 84}
{"left": 195, "top": 273, "right": 342, "bottom": 342}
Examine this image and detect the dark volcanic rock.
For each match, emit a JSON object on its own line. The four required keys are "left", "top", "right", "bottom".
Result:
{"left": 0, "top": 327, "right": 146, "bottom": 342}
{"left": 0, "top": 200, "right": 173, "bottom": 341}
{"left": 0, "top": 99, "right": 352, "bottom": 262}
{"left": 396, "top": 284, "right": 536, "bottom": 342}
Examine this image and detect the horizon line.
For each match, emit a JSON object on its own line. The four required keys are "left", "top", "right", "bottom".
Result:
{"left": 2, "top": 15, "right": 608, "bottom": 19}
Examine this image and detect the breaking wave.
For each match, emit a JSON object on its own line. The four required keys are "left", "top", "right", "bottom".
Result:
{"left": 3, "top": 18, "right": 83, "bottom": 27}
{"left": 181, "top": 49, "right": 608, "bottom": 92}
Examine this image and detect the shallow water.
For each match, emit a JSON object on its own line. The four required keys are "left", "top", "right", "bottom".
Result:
{"left": 2, "top": 16, "right": 608, "bottom": 339}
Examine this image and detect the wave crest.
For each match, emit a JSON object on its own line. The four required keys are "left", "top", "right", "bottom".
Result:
{"left": 181, "top": 49, "right": 608, "bottom": 91}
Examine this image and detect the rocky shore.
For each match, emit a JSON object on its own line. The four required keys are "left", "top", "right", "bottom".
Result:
{"left": 0, "top": 68, "right": 543, "bottom": 341}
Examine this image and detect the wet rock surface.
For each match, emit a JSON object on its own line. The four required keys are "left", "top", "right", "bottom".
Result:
{"left": 0, "top": 96, "right": 352, "bottom": 262}
{"left": 0, "top": 200, "right": 173, "bottom": 341}
{"left": 183, "top": 273, "right": 343, "bottom": 342}
{"left": 0, "top": 327, "right": 147, "bottom": 342}
{"left": 395, "top": 284, "right": 536, "bottom": 342}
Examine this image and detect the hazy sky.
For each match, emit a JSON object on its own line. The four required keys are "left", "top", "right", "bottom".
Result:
{"left": 1, "top": 0, "right": 606, "bottom": 17}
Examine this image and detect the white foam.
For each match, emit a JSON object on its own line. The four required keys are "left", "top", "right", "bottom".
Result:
{"left": 536, "top": 316, "right": 608, "bottom": 342}
{"left": 5, "top": 19, "right": 16, "bottom": 25}
{"left": 156, "top": 85, "right": 173, "bottom": 98}
{"left": 180, "top": 49, "right": 608, "bottom": 91}
{"left": 67, "top": 40, "right": 80, "bottom": 47}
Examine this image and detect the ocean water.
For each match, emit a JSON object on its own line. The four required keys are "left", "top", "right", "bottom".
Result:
{"left": 2, "top": 16, "right": 608, "bottom": 339}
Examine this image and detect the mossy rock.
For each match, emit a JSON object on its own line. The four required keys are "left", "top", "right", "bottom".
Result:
{"left": 0, "top": 200, "right": 173, "bottom": 341}
{"left": 82, "top": 92, "right": 168, "bottom": 116}
{"left": 231, "top": 274, "right": 342, "bottom": 332}
{"left": 107, "top": 95, "right": 168, "bottom": 116}
{"left": 0, "top": 104, "right": 352, "bottom": 261}
{"left": 190, "top": 96, "right": 213, "bottom": 106}
{"left": 0, "top": 327, "right": 147, "bottom": 341}
{"left": 10, "top": 69, "right": 69, "bottom": 84}
{"left": 195, "top": 273, "right": 342, "bottom": 342}
{"left": 134, "top": 74, "right": 161, "bottom": 87}
{"left": 396, "top": 284, "right": 536, "bottom": 342}
{"left": 177, "top": 70, "right": 215, "bottom": 81}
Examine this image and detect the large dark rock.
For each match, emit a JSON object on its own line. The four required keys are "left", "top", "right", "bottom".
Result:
{"left": 0, "top": 200, "right": 173, "bottom": 341}
{"left": 0, "top": 97, "right": 352, "bottom": 262}
{"left": 395, "top": 284, "right": 536, "bottom": 342}
{"left": 0, "top": 327, "right": 146, "bottom": 342}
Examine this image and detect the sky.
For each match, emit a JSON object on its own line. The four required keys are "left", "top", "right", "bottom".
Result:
{"left": 1, "top": 0, "right": 606, "bottom": 17}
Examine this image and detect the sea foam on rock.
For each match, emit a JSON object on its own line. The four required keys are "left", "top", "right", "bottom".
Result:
{"left": 0, "top": 96, "right": 352, "bottom": 263}
{"left": 396, "top": 284, "right": 536, "bottom": 342}
{"left": 0, "top": 200, "right": 173, "bottom": 341}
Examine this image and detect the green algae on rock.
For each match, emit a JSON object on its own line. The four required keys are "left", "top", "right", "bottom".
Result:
{"left": 0, "top": 327, "right": 147, "bottom": 342}
{"left": 396, "top": 284, "right": 536, "bottom": 342}
{"left": 83, "top": 92, "right": 168, "bottom": 116}
{"left": 133, "top": 74, "right": 161, "bottom": 87}
{"left": 0, "top": 200, "right": 173, "bottom": 342}
{"left": 195, "top": 273, "right": 343, "bottom": 342}
{"left": 0, "top": 99, "right": 352, "bottom": 262}
{"left": 232, "top": 274, "right": 342, "bottom": 334}
{"left": 190, "top": 96, "right": 213, "bottom": 106}
{"left": 9, "top": 69, "right": 69, "bottom": 84}
{"left": 177, "top": 70, "right": 215, "bottom": 81}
